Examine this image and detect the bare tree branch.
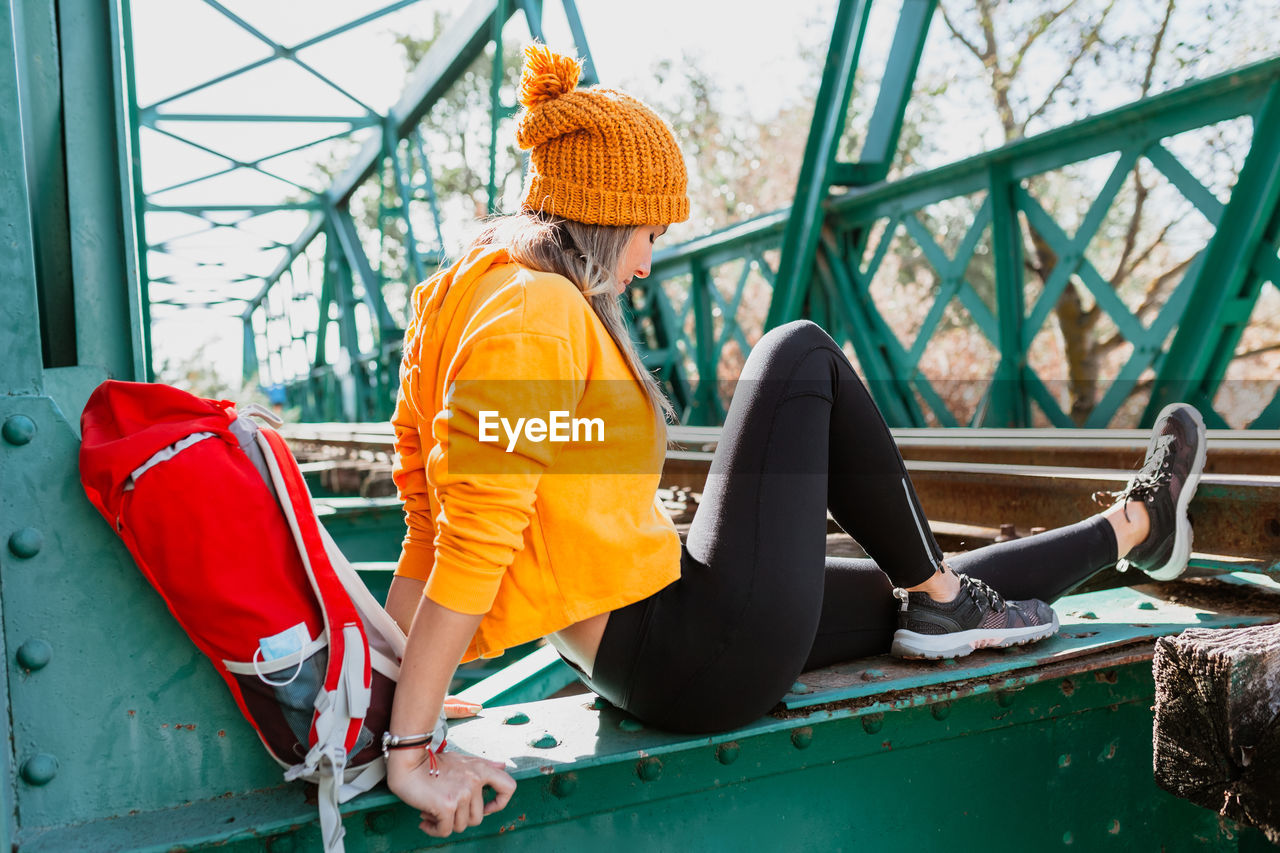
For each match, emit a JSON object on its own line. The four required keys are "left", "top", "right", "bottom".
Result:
{"left": 1117, "top": 217, "right": 1179, "bottom": 286}
{"left": 1009, "top": 0, "right": 1082, "bottom": 78}
{"left": 1236, "top": 342, "right": 1280, "bottom": 360}
{"left": 1019, "top": 0, "right": 1117, "bottom": 135}
{"left": 1094, "top": 255, "right": 1195, "bottom": 357}
{"left": 938, "top": 1, "right": 986, "bottom": 64}
{"left": 1141, "top": 0, "right": 1177, "bottom": 96}
{"left": 1111, "top": 164, "right": 1149, "bottom": 286}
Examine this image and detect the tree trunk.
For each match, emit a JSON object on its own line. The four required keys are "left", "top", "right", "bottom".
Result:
{"left": 1153, "top": 623, "right": 1280, "bottom": 843}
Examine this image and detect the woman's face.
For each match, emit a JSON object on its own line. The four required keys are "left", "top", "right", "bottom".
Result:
{"left": 615, "top": 225, "right": 669, "bottom": 294}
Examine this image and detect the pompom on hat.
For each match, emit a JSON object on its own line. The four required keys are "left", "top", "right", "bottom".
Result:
{"left": 515, "top": 43, "right": 689, "bottom": 226}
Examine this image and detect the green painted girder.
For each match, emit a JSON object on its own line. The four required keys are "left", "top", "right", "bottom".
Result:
{"left": 766, "top": 0, "right": 937, "bottom": 333}
{"left": 765, "top": 0, "right": 876, "bottom": 333}
{"left": 1143, "top": 83, "right": 1280, "bottom": 427}
{"left": 15, "top": 578, "right": 1271, "bottom": 851}
{"left": 238, "top": 0, "right": 599, "bottom": 411}
{"left": 641, "top": 56, "right": 1280, "bottom": 428}
{"left": 8, "top": 0, "right": 147, "bottom": 388}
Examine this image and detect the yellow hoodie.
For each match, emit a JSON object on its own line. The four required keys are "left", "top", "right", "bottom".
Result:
{"left": 391, "top": 245, "right": 681, "bottom": 660}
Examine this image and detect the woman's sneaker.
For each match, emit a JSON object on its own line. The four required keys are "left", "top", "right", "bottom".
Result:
{"left": 890, "top": 574, "right": 1059, "bottom": 660}
{"left": 1102, "top": 402, "right": 1207, "bottom": 581}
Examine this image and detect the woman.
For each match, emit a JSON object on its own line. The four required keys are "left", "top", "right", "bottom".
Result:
{"left": 381, "top": 44, "right": 1207, "bottom": 838}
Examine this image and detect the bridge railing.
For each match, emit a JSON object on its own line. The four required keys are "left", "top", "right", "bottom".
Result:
{"left": 635, "top": 57, "right": 1280, "bottom": 429}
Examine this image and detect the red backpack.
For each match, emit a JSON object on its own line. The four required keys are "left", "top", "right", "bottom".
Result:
{"left": 79, "top": 381, "right": 426, "bottom": 852}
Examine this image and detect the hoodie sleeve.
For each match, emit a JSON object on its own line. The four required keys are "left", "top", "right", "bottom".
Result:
{"left": 390, "top": 380, "right": 437, "bottom": 583}
{"left": 423, "top": 330, "right": 585, "bottom": 615}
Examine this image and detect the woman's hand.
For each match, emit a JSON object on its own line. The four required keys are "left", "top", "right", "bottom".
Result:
{"left": 387, "top": 749, "right": 517, "bottom": 838}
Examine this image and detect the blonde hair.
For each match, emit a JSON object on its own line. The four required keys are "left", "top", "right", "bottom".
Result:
{"left": 471, "top": 212, "right": 676, "bottom": 423}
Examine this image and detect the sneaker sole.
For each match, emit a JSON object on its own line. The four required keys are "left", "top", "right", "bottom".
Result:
{"left": 1144, "top": 404, "right": 1207, "bottom": 582}
{"left": 890, "top": 610, "right": 1060, "bottom": 660}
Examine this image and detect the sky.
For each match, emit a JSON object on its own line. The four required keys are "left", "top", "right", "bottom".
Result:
{"left": 132, "top": 0, "right": 1279, "bottom": 389}
{"left": 135, "top": 0, "right": 838, "bottom": 386}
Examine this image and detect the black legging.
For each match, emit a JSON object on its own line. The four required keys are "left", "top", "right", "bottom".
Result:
{"left": 582, "top": 320, "right": 1118, "bottom": 733}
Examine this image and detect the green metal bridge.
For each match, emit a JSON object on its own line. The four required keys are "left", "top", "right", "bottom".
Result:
{"left": 3, "top": 0, "right": 1280, "bottom": 849}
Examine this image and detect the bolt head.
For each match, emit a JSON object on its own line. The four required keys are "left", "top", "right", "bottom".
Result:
{"left": 2, "top": 415, "right": 35, "bottom": 445}
{"left": 20, "top": 753, "right": 57, "bottom": 786}
{"left": 16, "top": 639, "right": 52, "bottom": 671}
{"left": 550, "top": 772, "right": 578, "bottom": 798}
{"left": 861, "top": 713, "right": 884, "bottom": 734}
{"left": 791, "top": 727, "right": 813, "bottom": 749}
{"left": 529, "top": 732, "right": 558, "bottom": 749}
{"left": 8, "top": 527, "right": 43, "bottom": 558}
{"left": 932, "top": 702, "right": 952, "bottom": 720}
{"left": 716, "top": 742, "right": 740, "bottom": 765}
{"left": 636, "top": 757, "right": 662, "bottom": 781}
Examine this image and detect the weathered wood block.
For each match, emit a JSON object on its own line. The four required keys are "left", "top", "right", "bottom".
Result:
{"left": 1153, "top": 622, "right": 1280, "bottom": 841}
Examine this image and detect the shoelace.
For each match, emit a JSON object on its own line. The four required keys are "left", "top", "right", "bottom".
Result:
{"left": 960, "top": 574, "right": 1008, "bottom": 614}
{"left": 893, "top": 575, "right": 1010, "bottom": 613}
{"left": 1092, "top": 434, "right": 1175, "bottom": 510}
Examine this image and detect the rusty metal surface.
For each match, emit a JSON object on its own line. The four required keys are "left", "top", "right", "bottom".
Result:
{"left": 904, "top": 462, "right": 1280, "bottom": 566}
{"left": 782, "top": 578, "right": 1280, "bottom": 711}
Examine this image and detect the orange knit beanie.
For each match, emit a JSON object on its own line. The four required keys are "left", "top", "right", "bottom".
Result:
{"left": 515, "top": 44, "right": 689, "bottom": 226}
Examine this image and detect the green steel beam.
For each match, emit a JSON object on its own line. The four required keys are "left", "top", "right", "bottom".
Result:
{"left": 765, "top": 0, "right": 873, "bottom": 331}
{"left": 116, "top": 0, "right": 151, "bottom": 381}
{"left": 1144, "top": 82, "right": 1280, "bottom": 423}
{"left": 14, "top": 0, "right": 74, "bottom": 370}
{"left": 238, "top": 0, "right": 520, "bottom": 324}
{"left": 984, "top": 162, "right": 1028, "bottom": 427}
{"left": 1, "top": 0, "right": 46, "bottom": 395}
{"left": 61, "top": 0, "right": 148, "bottom": 382}
{"left": 830, "top": 0, "right": 937, "bottom": 187}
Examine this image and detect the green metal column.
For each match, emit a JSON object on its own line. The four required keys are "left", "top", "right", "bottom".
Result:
{"left": 986, "top": 163, "right": 1029, "bottom": 427}
{"left": 766, "top": 0, "right": 873, "bottom": 331}
{"left": 1144, "top": 83, "right": 1280, "bottom": 424}
{"left": 61, "top": 0, "right": 148, "bottom": 381}
{"left": 689, "top": 265, "right": 721, "bottom": 422}
{"left": 830, "top": 0, "right": 937, "bottom": 187}
{"left": 1, "top": 0, "right": 44, "bottom": 396}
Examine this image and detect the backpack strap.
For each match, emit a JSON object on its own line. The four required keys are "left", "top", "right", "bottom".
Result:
{"left": 258, "top": 427, "right": 372, "bottom": 853}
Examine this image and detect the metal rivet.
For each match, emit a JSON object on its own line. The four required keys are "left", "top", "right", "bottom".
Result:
{"left": 529, "top": 732, "right": 557, "bottom": 749}
{"left": 996, "top": 689, "right": 1018, "bottom": 707}
{"left": 550, "top": 772, "right": 577, "bottom": 798}
{"left": 790, "top": 680, "right": 811, "bottom": 694}
{"left": 861, "top": 713, "right": 884, "bottom": 734}
{"left": 636, "top": 757, "right": 662, "bottom": 781}
{"left": 618, "top": 718, "right": 643, "bottom": 732}
{"left": 932, "top": 702, "right": 951, "bottom": 721}
{"left": 2, "top": 415, "right": 35, "bottom": 446}
{"left": 16, "top": 639, "right": 51, "bottom": 671}
{"left": 791, "top": 727, "right": 813, "bottom": 749}
{"left": 716, "top": 742, "right": 740, "bottom": 765}
{"left": 8, "top": 528, "right": 43, "bottom": 558}
{"left": 20, "top": 753, "right": 57, "bottom": 786}
{"left": 503, "top": 712, "right": 530, "bottom": 725}
{"left": 1135, "top": 601, "right": 1157, "bottom": 611}
{"left": 365, "top": 810, "right": 395, "bottom": 835}
{"left": 589, "top": 696, "right": 611, "bottom": 711}
{"left": 1107, "top": 818, "right": 1121, "bottom": 835}
{"left": 1062, "top": 830, "right": 1074, "bottom": 845}
{"left": 1058, "top": 753, "right": 1072, "bottom": 768}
